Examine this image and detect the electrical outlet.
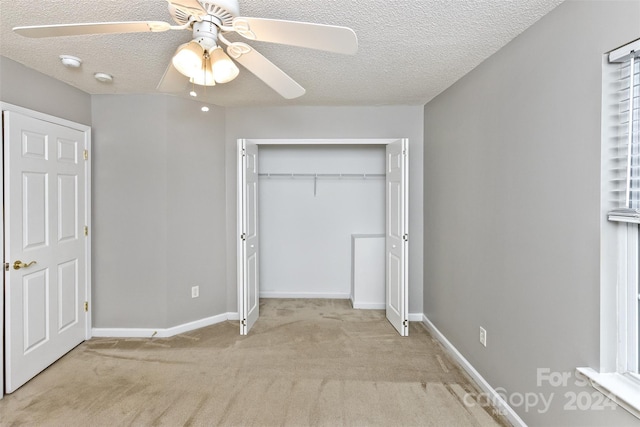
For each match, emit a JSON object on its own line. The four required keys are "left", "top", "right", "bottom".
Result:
{"left": 479, "top": 327, "right": 487, "bottom": 347}
{"left": 191, "top": 285, "right": 199, "bottom": 298}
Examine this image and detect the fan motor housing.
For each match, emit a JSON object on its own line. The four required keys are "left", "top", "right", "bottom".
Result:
{"left": 192, "top": 18, "right": 219, "bottom": 50}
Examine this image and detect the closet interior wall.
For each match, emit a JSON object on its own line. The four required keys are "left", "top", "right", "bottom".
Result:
{"left": 258, "top": 144, "right": 385, "bottom": 299}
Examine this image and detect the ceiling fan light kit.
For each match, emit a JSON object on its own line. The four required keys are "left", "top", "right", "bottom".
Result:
{"left": 13, "top": 0, "right": 359, "bottom": 99}
{"left": 171, "top": 14, "right": 238, "bottom": 85}
{"left": 173, "top": 42, "right": 239, "bottom": 86}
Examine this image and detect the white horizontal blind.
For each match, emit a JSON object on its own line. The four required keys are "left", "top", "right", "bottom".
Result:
{"left": 624, "top": 55, "right": 640, "bottom": 208}
{"left": 608, "top": 39, "right": 640, "bottom": 222}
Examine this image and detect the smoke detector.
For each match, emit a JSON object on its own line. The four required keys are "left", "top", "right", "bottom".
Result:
{"left": 94, "top": 72, "right": 113, "bottom": 83}
{"left": 59, "top": 55, "right": 82, "bottom": 68}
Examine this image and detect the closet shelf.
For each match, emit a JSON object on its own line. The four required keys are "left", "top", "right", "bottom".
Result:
{"left": 258, "top": 173, "right": 385, "bottom": 179}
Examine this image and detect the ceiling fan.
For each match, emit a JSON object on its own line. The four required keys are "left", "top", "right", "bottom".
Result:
{"left": 12, "top": 0, "right": 358, "bottom": 99}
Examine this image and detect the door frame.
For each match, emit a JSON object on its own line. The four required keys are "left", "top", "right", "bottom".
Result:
{"left": 236, "top": 138, "right": 408, "bottom": 333}
{"left": 1, "top": 102, "right": 92, "bottom": 399}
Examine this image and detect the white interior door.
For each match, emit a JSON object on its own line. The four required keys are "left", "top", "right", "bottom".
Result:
{"left": 386, "top": 139, "right": 408, "bottom": 336}
{"left": 4, "top": 111, "right": 88, "bottom": 393}
{"left": 239, "top": 139, "right": 260, "bottom": 335}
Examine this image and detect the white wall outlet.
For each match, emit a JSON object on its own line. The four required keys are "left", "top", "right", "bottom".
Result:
{"left": 479, "top": 326, "right": 487, "bottom": 347}
{"left": 191, "top": 285, "right": 199, "bottom": 298}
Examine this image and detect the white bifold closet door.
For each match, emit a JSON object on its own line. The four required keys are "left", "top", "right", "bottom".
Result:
{"left": 385, "top": 139, "right": 408, "bottom": 336}
{"left": 238, "top": 138, "right": 408, "bottom": 336}
{"left": 239, "top": 139, "right": 260, "bottom": 335}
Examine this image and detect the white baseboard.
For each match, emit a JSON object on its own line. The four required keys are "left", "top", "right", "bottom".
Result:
{"left": 408, "top": 313, "right": 423, "bottom": 322}
{"left": 92, "top": 312, "right": 239, "bottom": 339}
{"left": 260, "top": 292, "right": 351, "bottom": 299}
{"left": 352, "top": 302, "right": 386, "bottom": 309}
{"left": 421, "top": 315, "right": 526, "bottom": 427}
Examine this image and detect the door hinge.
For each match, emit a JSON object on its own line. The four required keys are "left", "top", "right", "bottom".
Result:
{"left": 242, "top": 148, "right": 246, "bottom": 157}
{"left": 403, "top": 320, "right": 408, "bottom": 327}
{"left": 241, "top": 319, "right": 247, "bottom": 326}
{"left": 84, "top": 226, "right": 89, "bottom": 236}
{"left": 83, "top": 150, "right": 89, "bottom": 160}
{"left": 240, "top": 233, "right": 246, "bottom": 241}
{"left": 4, "top": 262, "right": 9, "bottom": 271}
{"left": 402, "top": 234, "right": 408, "bottom": 242}
{"left": 84, "top": 301, "right": 89, "bottom": 312}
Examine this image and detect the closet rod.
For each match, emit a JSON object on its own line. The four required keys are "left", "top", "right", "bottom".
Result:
{"left": 258, "top": 173, "right": 385, "bottom": 179}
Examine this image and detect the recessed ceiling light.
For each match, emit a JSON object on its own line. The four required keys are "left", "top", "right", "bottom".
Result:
{"left": 94, "top": 72, "right": 113, "bottom": 83}
{"left": 201, "top": 106, "right": 209, "bottom": 112}
{"left": 59, "top": 55, "right": 82, "bottom": 68}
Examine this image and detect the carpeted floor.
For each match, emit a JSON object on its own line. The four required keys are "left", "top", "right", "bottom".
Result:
{"left": 0, "top": 299, "right": 510, "bottom": 426}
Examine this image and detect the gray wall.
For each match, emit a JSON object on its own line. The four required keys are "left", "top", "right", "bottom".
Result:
{"left": 91, "top": 94, "right": 226, "bottom": 328}
{"left": 165, "top": 97, "right": 227, "bottom": 326}
{"left": 0, "top": 56, "right": 91, "bottom": 125}
{"left": 224, "top": 106, "right": 424, "bottom": 315}
{"left": 423, "top": 1, "right": 640, "bottom": 425}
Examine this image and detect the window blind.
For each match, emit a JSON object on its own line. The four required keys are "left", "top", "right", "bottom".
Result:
{"left": 608, "top": 39, "right": 640, "bottom": 223}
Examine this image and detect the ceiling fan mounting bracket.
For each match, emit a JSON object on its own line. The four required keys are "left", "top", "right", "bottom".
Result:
{"left": 169, "top": 0, "right": 238, "bottom": 26}
{"left": 197, "top": 0, "right": 239, "bottom": 26}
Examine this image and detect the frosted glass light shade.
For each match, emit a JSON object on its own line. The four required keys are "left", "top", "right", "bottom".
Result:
{"left": 172, "top": 41, "right": 204, "bottom": 78}
{"left": 210, "top": 47, "right": 239, "bottom": 84}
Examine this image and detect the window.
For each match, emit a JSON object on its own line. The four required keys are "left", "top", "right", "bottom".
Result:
{"left": 607, "top": 38, "right": 640, "bottom": 377}
{"left": 577, "top": 38, "right": 640, "bottom": 419}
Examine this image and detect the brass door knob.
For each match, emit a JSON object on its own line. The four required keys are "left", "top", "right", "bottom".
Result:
{"left": 13, "top": 260, "right": 36, "bottom": 270}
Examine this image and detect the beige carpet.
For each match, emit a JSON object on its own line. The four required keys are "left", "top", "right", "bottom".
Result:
{"left": 0, "top": 299, "right": 509, "bottom": 426}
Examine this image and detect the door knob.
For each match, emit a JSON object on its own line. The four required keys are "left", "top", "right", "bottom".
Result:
{"left": 13, "top": 260, "right": 36, "bottom": 270}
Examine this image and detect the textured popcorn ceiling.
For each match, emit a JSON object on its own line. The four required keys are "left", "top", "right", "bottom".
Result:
{"left": 0, "top": 0, "right": 564, "bottom": 107}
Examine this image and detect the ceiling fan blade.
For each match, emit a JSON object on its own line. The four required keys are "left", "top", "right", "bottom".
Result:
{"left": 13, "top": 21, "right": 172, "bottom": 38}
{"left": 157, "top": 62, "right": 189, "bottom": 93}
{"left": 227, "top": 43, "right": 305, "bottom": 99}
{"left": 232, "top": 17, "right": 358, "bottom": 55}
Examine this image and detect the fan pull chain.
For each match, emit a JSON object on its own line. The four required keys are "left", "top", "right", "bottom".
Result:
{"left": 204, "top": 51, "right": 210, "bottom": 95}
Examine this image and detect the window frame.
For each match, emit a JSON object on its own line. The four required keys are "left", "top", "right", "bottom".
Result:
{"left": 617, "top": 224, "right": 638, "bottom": 376}
{"left": 610, "top": 39, "right": 640, "bottom": 377}
{"left": 577, "top": 38, "right": 640, "bottom": 420}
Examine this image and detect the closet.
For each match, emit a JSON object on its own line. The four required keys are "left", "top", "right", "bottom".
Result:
{"left": 238, "top": 139, "right": 408, "bottom": 336}
{"left": 259, "top": 144, "right": 385, "bottom": 299}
